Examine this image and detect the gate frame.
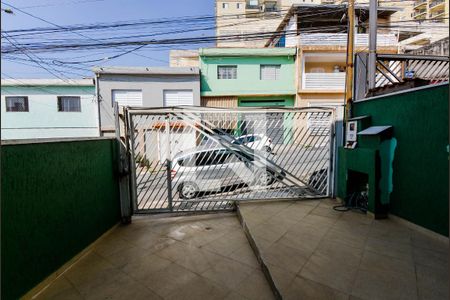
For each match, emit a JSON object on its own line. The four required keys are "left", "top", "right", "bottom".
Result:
{"left": 124, "top": 106, "right": 336, "bottom": 214}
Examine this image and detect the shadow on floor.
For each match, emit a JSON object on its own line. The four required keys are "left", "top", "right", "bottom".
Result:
{"left": 35, "top": 213, "right": 274, "bottom": 300}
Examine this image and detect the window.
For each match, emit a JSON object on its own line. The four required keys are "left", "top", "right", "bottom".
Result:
{"left": 196, "top": 150, "right": 230, "bottom": 166}
{"left": 307, "top": 102, "right": 337, "bottom": 136}
{"left": 222, "top": 3, "right": 228, "bottom": 9}
{"left": 237, "top": 3, "right": 242, "bottom": 9}
{"left": 58, "top": 96, "right": 81, "bottom": 112}
{"left": 218, "top": 65, "right": 237, "bottom": 79}
{"left": 260, "top": 65, "right": 281, "bottom": 80}
{"left": 5, "top": 96, "right": 29, "bottom": 112}
{"left": 112, "top": 90, "right": 143, "bottom": 107}
{"left": 163, "top": 90, "right": 193, "bottom": 106}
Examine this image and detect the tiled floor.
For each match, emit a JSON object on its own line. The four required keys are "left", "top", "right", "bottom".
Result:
{"left": 35, "top": 213, "right": 274, "bottom": 300}
{"left": 33, "top": 199, "right": 449, "bottom": 300}
{"left": 238, "top": 199, "right": 449, "bottom": 300}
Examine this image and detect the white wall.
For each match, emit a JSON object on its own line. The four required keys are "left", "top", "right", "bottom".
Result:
{"left": 285, "top": 15, "right": 298, "bottom": 47}
{"left": 1, "top": 85, "right": 98, "bottom": 140}
{"left": 97, "top": 73, "right": 201, "bottom": 132}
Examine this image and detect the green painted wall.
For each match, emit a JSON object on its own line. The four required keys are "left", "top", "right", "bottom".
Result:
{"left": 1, "top": 138, "right": 121, "bottom": 300}
{"left": 200, "top": 50, "right": 296, "bottom": 97}
{"left": 338, "top": 84, "right": 449, "bottom": 236}
{"left": 337, "top": 147, "right": 378, "bottom": 213}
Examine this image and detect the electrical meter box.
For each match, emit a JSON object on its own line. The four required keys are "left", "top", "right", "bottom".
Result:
{"left": 339, "top": 121, "right": 396, "bottom": 219}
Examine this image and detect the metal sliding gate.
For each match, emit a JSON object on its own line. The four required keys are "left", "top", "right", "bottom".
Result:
{"left": 124, "top": 106, "right": 335, "bottom": 213}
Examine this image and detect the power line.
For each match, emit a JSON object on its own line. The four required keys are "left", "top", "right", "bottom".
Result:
{"left": 2, "top": 4, "right": 348, "bottom": 56}
{"left": 1, "top": 32, "right": 75, "bottom": 82}
{"left": 1, "top": 25, "right": 350, "bottom": 54}
{"left": 1, "top": 1, "right": 174, "bottom": 64}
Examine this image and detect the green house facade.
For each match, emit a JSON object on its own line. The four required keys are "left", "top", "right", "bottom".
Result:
{"left": 199, "top": 48, "right": 296, "bottom": 144}
{"left": 199, "top": 48, "right": 296, "bottom": 108}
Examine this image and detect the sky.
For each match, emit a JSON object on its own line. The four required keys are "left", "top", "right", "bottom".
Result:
{"left": 1, "top": 0, "right": 215, "bottom": 79}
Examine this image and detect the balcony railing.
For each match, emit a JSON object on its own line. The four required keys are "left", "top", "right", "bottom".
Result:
{"left": 299, "top": 33, "right": 398, "bottom": 47}
{"left": 430, "top": 10, "right": 445, "bottom": 18}
{"left": 303, "top": 72, "right": 346, "bottom": 90}
{"left": 354, "top": 53, "right": 449, "bottom": 100}
{"left": 429, "top": 0, "right": 445, "bottom": 9}
{"left": 413, "top": 9, "right": 427, "bottom": 17}
{"left": 414, "top": 0, "right": 427, "bottom": 8}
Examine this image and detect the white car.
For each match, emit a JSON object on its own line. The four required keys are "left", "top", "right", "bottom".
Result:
{"left": 231, "top": 134, "right": 274, "bottom": 153}
{"left": 171, "top": 145, "right": 285, "bottom": 199}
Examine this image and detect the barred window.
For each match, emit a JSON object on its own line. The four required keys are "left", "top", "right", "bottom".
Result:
{"left": 307, "top": 112, "right": 331, "bottom": 136}
{"left": 58, "top": 96, "right": 81, "bottom": 112}
{"left": 218, "top": 65, "right": 237, "bottom": 79}
{"left": 5, "top": 96, "right": 29, "bottom": 112}
{"left": 260, "top": 65, "right": 281, "bottom": 80}
{"left": 307, "top": 102, "right": 336, "bottom": 136}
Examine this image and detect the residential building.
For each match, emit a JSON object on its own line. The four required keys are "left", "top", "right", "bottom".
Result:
{"left": 408, "top": 36, "right": 449, "bottom": 55}
{"left": 215, "top": 0, "right": 285, "bottom": 47}
{"left": 171, "top": 1, "right": 412, "bottom": 67}
{"left": 0, "top": 79, "right": 98, "bottom": 140}
{"left": 411, "top": 0, "right": 448, "bottom": 22}
{"left": 334, "top": 0, "right": 415, "bottom": 22}
{"left": 397, "top": 0, "right": 449, "bottom": 52}
{"left": 169, "top": 50, "right": 200, "bottom": 67}
{"left": 199, "top": 47, "right": 296, "bottom": 143}
{"left": 215, "top": 0, "right": 415, "bottom": 48}
{"left": 93, "top": 66, "right": 201, "bottom": 135}
{"left": 265, "top": 4, "right": 399, "bottom": 109}
{"left": 199, "top": 47, "right": 296, "bottom": 108}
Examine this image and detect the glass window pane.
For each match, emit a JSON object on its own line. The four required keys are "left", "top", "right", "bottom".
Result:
{"left": 58, "top": 96, "right": 81, "bottom": 112}
{"left": 260, "top": 65, "right": 281, "bottom": 80}
{"left": 218, "top": 66, "right": 237, "bottom": 79}
{"left": 6, "top": 97, "right": 28, "bottom": 112}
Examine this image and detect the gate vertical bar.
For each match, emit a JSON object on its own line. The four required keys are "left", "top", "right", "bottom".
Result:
{"left": 128, "top": 112, "right": 138, "bottom": 212}
{"left": 327, "top": 109, "right": 335, "bottom": 197}
{"left": 166, "top": 160, "right": 173, "bottom": 212}
{"left": 114, "top": 103, "right": 131, "bottom": 222}
{"left": 165, "top": 114, "right": 173, "bottom": 211}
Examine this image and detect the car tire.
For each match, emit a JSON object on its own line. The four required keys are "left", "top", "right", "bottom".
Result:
{"left": 178, "top": 182, "right": 198, "bottom": 199}
{"left": 256, "top": 170, "right": 275, "bottom": 186}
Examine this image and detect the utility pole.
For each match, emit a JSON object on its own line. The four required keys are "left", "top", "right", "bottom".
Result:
{"left": 368, "top": 0, "right": 378, "bottom": 90}
{"left": 345, "top": 0, "right": 355, "bottom": 122}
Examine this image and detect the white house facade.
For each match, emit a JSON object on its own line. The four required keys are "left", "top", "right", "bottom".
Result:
{"left": 1, "top": 79, "right": 98, "bottom": 140}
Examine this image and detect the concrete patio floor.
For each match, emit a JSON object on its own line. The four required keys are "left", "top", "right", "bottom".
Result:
{"left": 238, "top": 199, "right": 449, "bottom": 300}
{"left": 34, "top": 199, "right": 448, "bottom": 300}
{"left": 35, "top": 213, "right": 274, "bottom": 300}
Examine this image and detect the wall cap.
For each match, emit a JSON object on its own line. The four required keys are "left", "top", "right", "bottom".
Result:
{"left": 354, "top": 82, "right": 448, "bottom": 104}
{"left": 1, "top": 136, "right": 115, "bottom": 146}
